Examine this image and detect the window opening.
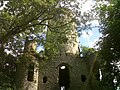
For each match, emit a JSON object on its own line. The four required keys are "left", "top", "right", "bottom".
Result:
{"left": 81, "top": 75, "right": 86, "bottom": 82}
{"left": 99, "top": 69, "right": 102, "bottom": 81}
{"left": 61, "top": 86, "right": 65, "bottom": 90}
{"left": 27, "top": 63, "right": 34, "bottom": 81}
{"left": 59, "top": 65, "right": 70, "bottom": 89}
{"left": 60, "top": 66, "right": 65, "bottom": 69}
{"left": 60, "top": 53, "right": 62, "bottom": 56}
{"left": 43, "top": 76, "right": 47, "bottom": 83}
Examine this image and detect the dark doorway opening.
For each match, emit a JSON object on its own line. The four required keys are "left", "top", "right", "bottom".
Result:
{"left": 59, "top": 65, "right": 70, "bottom": 90}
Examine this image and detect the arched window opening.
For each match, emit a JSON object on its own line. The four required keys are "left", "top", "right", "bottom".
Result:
{"left": 43, "top": 76, "right": 47, "bottom": 83}
{"left": 60, "top": 66, "right": 66, "bottom": 69}
{"left": 81, "top": 75, "right": 86, "bottom": 82}
{"left": 59, "top": 65, "right": 70, "bottom": 90}
{"left": 27, "top": 63, "right": 34, "bottom": 81}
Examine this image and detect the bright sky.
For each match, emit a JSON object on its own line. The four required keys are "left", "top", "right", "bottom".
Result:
{"left": 78, "top": 0, "right": 102, "bottom": 49}
{"left": 79, "top": 20, "right": 102, "bottom": 48}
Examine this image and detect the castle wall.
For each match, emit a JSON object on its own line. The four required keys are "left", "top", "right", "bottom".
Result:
{"left": 15, "top": 54, "right": 39, "bottom": 90}
{"left": 14, "top": 16, "right": 100, "bottom": 90}
{"left": 38, "top": 54, "right": 92, "bottom": 90}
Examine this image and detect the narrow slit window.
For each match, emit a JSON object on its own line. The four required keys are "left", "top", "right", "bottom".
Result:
{"left": 81, "top": 75, "right": 86, "bottom": 82}
{"left": 27, "top": 64, "right": 34, "bottom": 81}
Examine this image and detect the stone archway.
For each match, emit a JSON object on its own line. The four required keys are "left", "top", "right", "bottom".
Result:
{"left": 57, "top": 63, "right": 71, "bottom": 90}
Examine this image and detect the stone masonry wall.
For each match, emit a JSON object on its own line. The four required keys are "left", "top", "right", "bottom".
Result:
{"left": 38, "top": 54, "right": 92, "bottom": 90}
{"left": 15, "top": 54, "right": 39, "bottom": 90}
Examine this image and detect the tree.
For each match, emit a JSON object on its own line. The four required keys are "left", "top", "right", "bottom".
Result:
{"left": 0, "top": 0, "right": 80, "bottom": 89}
{"left": 97, "top": 0, "right": 120, "bottom": 89}
{"left": 0, "top": 0, "right": 99, "bottom": 89}
{"left": 0, "top": 53, "right": 16, "bottom": 90}
{"left": 0, "top": 0, "right": 79, "bottom": 55}
{"left": 80, "top": 45, "right": 95, "bottom": 57}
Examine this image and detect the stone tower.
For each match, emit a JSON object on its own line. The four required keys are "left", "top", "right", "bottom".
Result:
{"left": 15, "top": 38, "right": 39, "bottom": 90}
{"left": 37, "top": 22, "right": 97, "bottom": 90}
{"left": 15, "top": 21, "right": 99, "bottom": 90}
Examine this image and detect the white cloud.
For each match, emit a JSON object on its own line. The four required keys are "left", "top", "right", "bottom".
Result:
{"left": 82, "top": 30, "right": 93, "bottom": 38}
{"left": 81, "top": 30, "right": 94, "bottom": 46}
{"left": 80, "top": 29, "right": 101, "bottom": 49}
{"left": 91, "top": 20, "right": 99, "bottom": 27}
{"left": 82, "top": 31, "right": 89, "bottom": 38}
{"left": 79, "top": 0, "right": 96, "bottom": 15}
{"left": 89, "top": 38, "right": 98, "bottom": 48}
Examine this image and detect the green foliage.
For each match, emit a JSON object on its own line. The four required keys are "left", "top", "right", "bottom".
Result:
{"left": 0, "top": 0, "right": 80, "bottom": 89}
{"left": 0, "top": 0, "right": 78, "bottom": 55}
{"left": 0, "top": 54, "right": 16, "bottom": 90}
{"left": 80, "top": 45, "right": 95, "bottom": 57}
{"left": 97, "top": 0, "right": 120, "bottom": 89}
{"left": 44, "top": 18, "right": 75, "bottom": 59}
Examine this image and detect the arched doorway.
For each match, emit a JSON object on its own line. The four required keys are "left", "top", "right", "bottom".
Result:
{"left": 58, "top": 63, "right": 71, "bottom": 90}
